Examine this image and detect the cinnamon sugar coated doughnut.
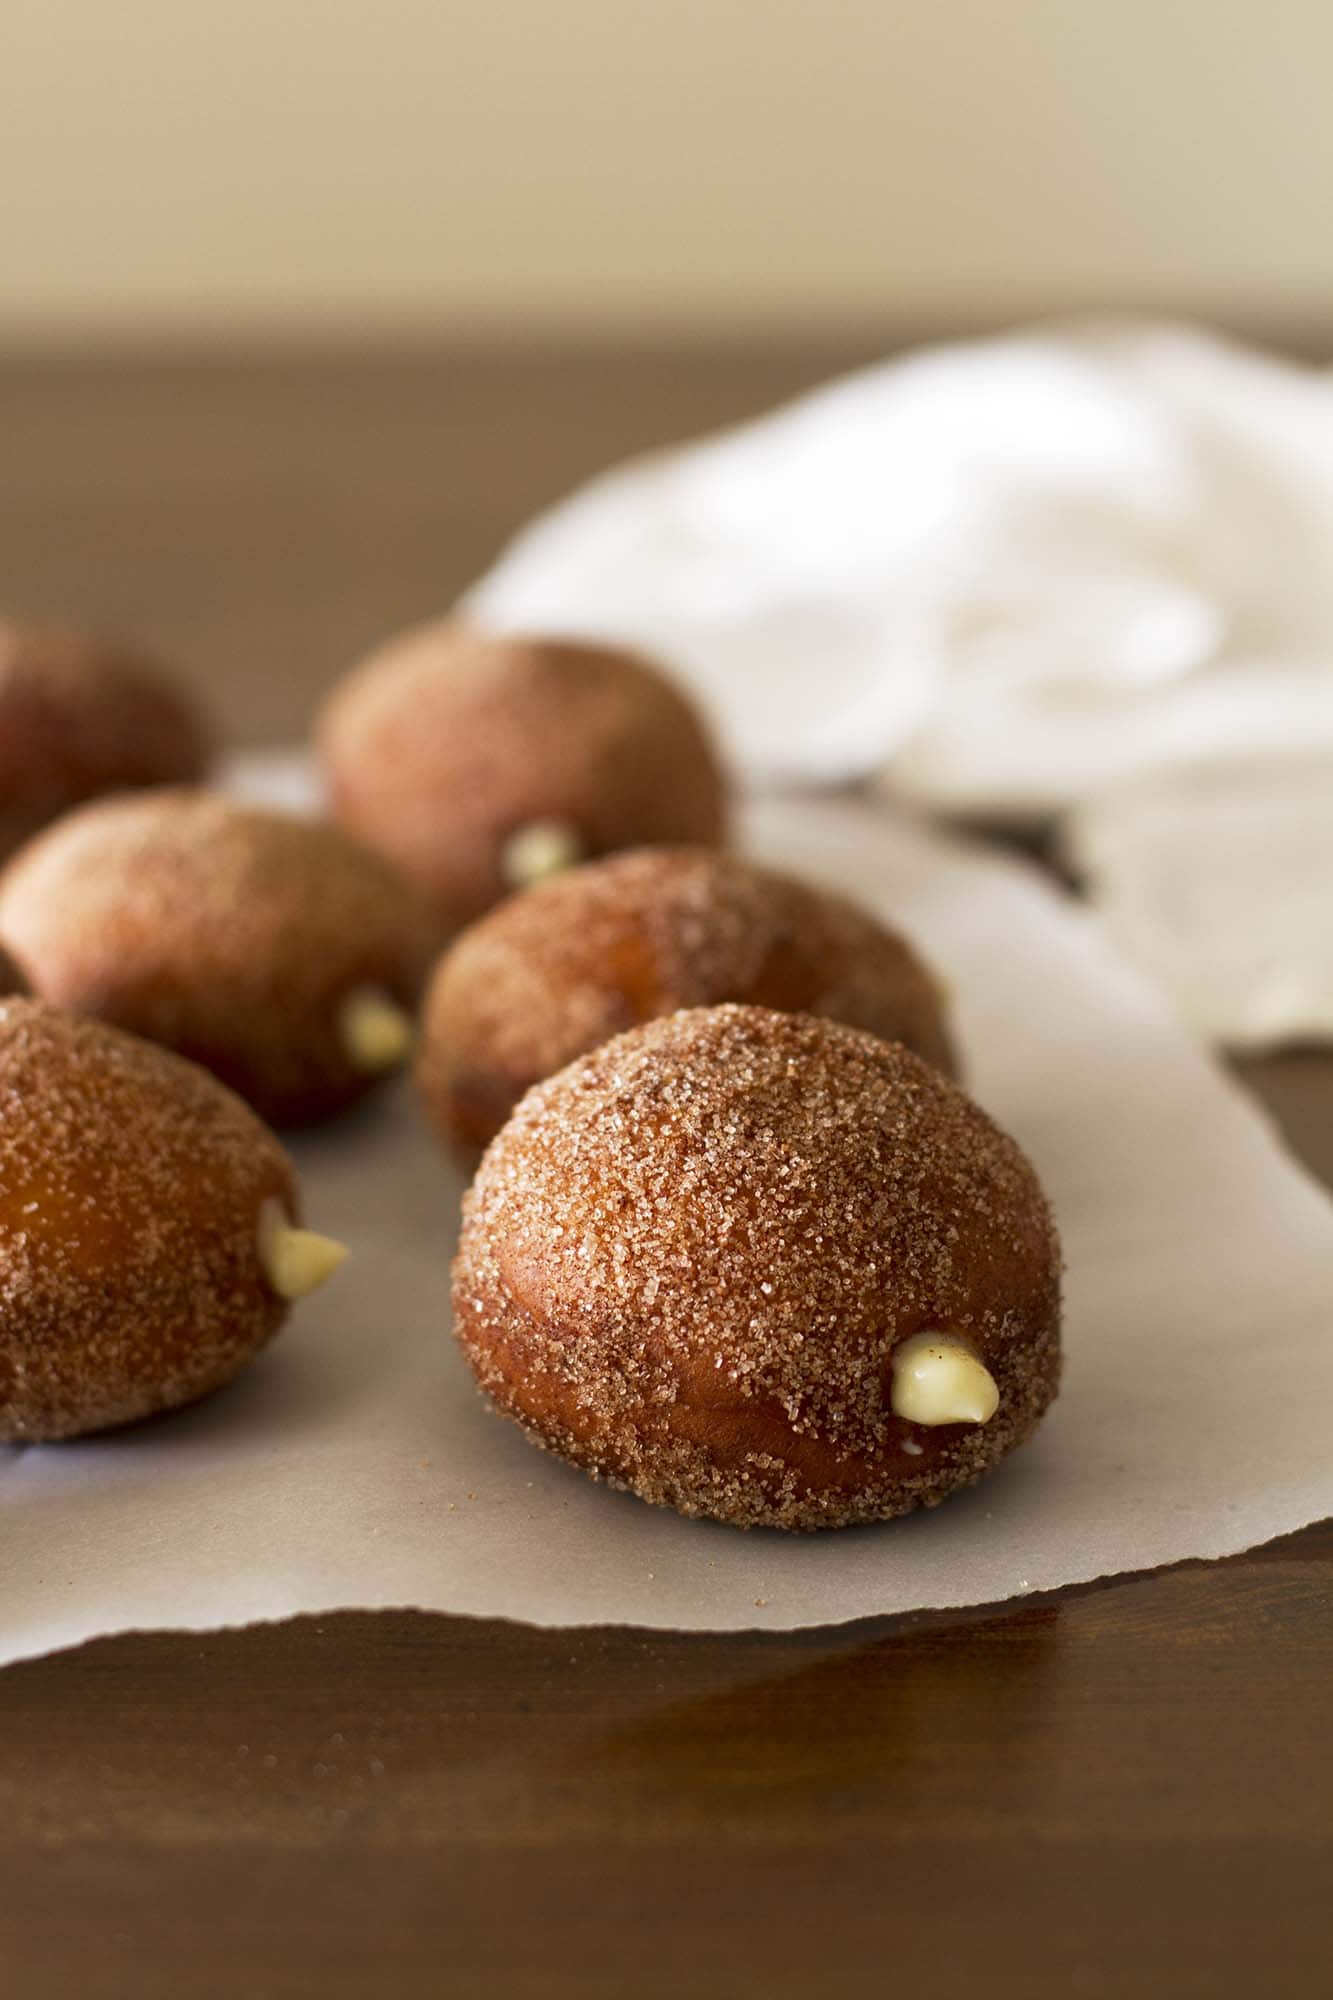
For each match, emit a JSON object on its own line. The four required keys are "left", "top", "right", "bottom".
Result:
{"left": 0, "top": 791, "right": 439, "bottom": 1127}
{"left": 0, "top": 619, "right": 209, "bottom": 859}
{"left": 420, "top": 847, "right": 957, "bottom": 1151}
{"left": 317, "top": 625, "right": 729, "bottom": 928}
{"left": 453, "top": 1006, "right": 1061, "bottom": 1530}
{"left": 0, "top": 1001, "right": 346, "bottom": 1442}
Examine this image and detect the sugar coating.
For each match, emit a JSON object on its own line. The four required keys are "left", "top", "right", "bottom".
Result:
{"left": 0, "top": 1000, "right": 298, "bottom": 1441}
{"left": 0, "top": 620, "right": 208, "bottom": 859}
{"left": 318, "top": 625, "right": 729, "bottom": 929}
{"left": 421, "top": 846, "right": 957, "bottom": 1149}
{"left": 453, "top": 1004, "right": 1062, "bottom": 1531}
{"left": 0, "top": 790, "right": 439, "bottom": 1127}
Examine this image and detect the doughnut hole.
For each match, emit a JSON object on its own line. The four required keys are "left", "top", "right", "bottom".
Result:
{"left": 419, "top": 847, "right": 957, "bottom": 1154}
{"left": 452, "top": 1005, "right": 1061, "bottom": 1530}
{"left": 317, "top": 625, "right": 730, "bottom": 929}
{"left": 0, "top": 619, "right": 209, "bottom": 859}
{"left": 0, "top": 791, "right": 440, "bottom": 1127}
{"left": 0, "top": 1001, "right": 300, "bottom": 1442}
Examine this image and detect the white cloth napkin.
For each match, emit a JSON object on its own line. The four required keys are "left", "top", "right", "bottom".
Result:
{"left": 467, "top": 319, "right": 1333, "bottom": 1047}
{"left": 1064, "top": 751, "right": 1333, "bottom": 1050}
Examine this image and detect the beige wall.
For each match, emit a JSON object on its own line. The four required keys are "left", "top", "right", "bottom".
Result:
{"left": 4, "top": 0, "right": 1333, "bottom": 341}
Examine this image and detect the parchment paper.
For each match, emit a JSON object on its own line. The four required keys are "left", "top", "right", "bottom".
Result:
{"left": 3, "top": 792, "right": 1331, "bottom": 1667}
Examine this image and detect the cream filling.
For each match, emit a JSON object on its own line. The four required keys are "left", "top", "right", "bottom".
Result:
{"left": 339, "top": 986, "right": 414, "bottom": 1074}
{"left": 258, "top": 1201, "right": 350, "bottom": 1301}
{"left": 500, "top": 818, "right": 585, "bottom": 890}
{"left": 891, "top": 1331, "right": 999, "bottom": 1427}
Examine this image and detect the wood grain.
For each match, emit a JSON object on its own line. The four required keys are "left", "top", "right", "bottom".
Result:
{"left": 3, "top": 1528, "right": 1330, "bottom": 2000}
{"left": 1, "top": 348, "right": 1330, "bottom": 1999}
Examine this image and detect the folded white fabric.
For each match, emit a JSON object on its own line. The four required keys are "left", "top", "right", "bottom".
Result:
{"left": 467, "top": 318, "right": 1333, "bottom": 1044}
{"left": 1065, "top": 751, "right": 1333, "bottom": 1051}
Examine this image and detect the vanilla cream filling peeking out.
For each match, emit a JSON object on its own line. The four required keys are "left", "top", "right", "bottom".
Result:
{"left": 258, "top": 1200, "right": 350, "bottom": 1301}
{"left": 891, "top": 1331, "right": 999, "bottom": 1427}
{"left": 339, "top": 985, "right": 414, "bottom": 1073}
{"left": 501, "top": 818, "right": 585, "bottom": 890}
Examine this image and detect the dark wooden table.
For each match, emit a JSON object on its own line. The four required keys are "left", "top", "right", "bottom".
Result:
{"left": 1, "top": 347, "right": 1329, "bottom": 1999}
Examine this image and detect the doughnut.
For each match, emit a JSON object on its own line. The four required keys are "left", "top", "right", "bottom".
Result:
{"left": 0, "top": 1000, "right": 347, "bottom": 1442}
{"left": 452, "top": 1005, "right": 1061, "bottom": 1530}
{"left": 317, "top": 624, "right": 729, "bottom": 928}
{"left": 0, "top": 619, "right": 209, "bottom": 859}
{"left": 0, "top": 790, "right": 439, "bottom": 1127}
{"left": 419, "top": 847, "right": 957, "bottom": 1152}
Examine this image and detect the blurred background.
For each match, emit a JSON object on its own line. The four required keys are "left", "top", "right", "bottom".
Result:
{"left": 7, "top": 1, "right": 1333, "bottom": 735}
{"left": 5, "top": 0, "right": 1333, "bottom": 347}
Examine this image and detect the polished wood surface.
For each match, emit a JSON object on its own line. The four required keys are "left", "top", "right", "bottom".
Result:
{"left": 2, "top": 348, "right": 1330, "bottom": 1999}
